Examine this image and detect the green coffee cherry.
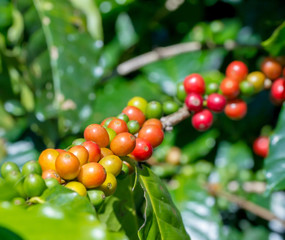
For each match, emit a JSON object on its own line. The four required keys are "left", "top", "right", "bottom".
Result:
{"left": 22, "top": 160, "right": 42, "bottom": 176}
{"left": 146, "top": 101, "right": 163, "bottom": 119}
{"left": 105, "top": 128, "right": 117, "bottom": 142}
{"left": 117, "top": 113, "right": 129, "bottom": 123}
{"left": 72, "top": 138, "right": 85, "bottom": 146}
{"left": 162, "top": 100, "right": 179, "bottom": 115}
{"left": 87, "top": 190, "right": 105, "bottom": 207}
{"left": 117, "top": 162, "right": 130, "bottom": 179}
{"left": 45, "top": 178, "right": 60, "bottom": 189}
{"left": 1, "top": 162, "right": 20, "bottom": 179}
{"left": 23, "top": 174, "right": 46, "bottom": 198}
{"left": 127, "top": 120, "right": 140, "bottom": 134}
{"left": 206, "top": 83, "right": 219, "bottom": 95}
{"left": 240, "top": 81, "right": 255, "bottom": 96}
{"left": 176, "top": 82, "right": 187, "bottom": 102}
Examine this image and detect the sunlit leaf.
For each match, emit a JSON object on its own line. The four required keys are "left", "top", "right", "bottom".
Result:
{"left": 138, "top": 165, "right": 190, "bottom": 240}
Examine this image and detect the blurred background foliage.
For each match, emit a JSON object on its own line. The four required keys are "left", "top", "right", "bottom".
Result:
{"left": 0, "top": 0, "right": 285, "bottom": 239}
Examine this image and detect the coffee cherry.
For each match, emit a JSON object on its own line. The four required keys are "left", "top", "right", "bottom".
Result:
{"left": 101, "top": 117, "right": 116, "bottom": 127}
{"left": 131, "top": 138, "right": 153, "bottom": 161}
{"left": 108, "top": 118, "right": 128, "bottom": 134}
{"left": 224, "top": 99, "right": 247, "bottom": 120}
{"left": 247, "top": 71, "right": 265, "bottom": 92}
{"left": 138, "top": 125, "right": 164, "bottom": 148}
{"left": 162, "top": 100, "right": 179, "bottom": 115}
{"left": 110, "top": 132, "right": 136, "bottom": 156}
{"left": 270, "top": 78, "right": 285, "bottom": 101}
{"left": 239, "top": 81, "right": 255, "bottom": 96}
{"left": 105, "top": 128, "right": 117, "bottom": 142}
{"left": 253, "top": 136, "right": 269, "bottom": 158}
{"left": 127, "top": 97, "right": 148, "bottom": 114}
{"left": 185, "top": 93, "right": 203, "bottom": 112}
{"left": 176, "top": 82, "right": 187, "bottom": 102}
{"left": 261, "top": 57, "right": 282, "bottom": 80}
{"left": 127, "top": 120, "right": 140, "bottom": 134}
{"left": 226, "top": 61, "right": 248, "bottom": 83}
{"left": 184, "top": 73, "right": 205, "bottom": 95}
{"left": 122, "top": 106, "right": 145, "bottom": 127}
{"left": 192, "top": 109, "right": 213, "bottom": 131}
{"left": 207, "top": 93, "right": 226, "bottom": 113}
{"left": 145, "top": 101, "right": 163, "bottom": 119}
{"left": 220, "top": 78, "right": 240, "bottom": 99}
{"left": 117, "top": 113, "right": 129, "bottom": 123}
{"left": 143, "top": 119, "right": 163, "bottom": 129}
{"left": 206, "top": 83, "right": 219, "bottom": 95}
{"left": 84, "top": 124, "right": 109, "bottom": 147}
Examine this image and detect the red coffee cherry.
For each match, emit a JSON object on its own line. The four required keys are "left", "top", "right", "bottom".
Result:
{"left": 226, "top": 61, "right": 248, "bottom": 83}
{"left": 191, "top": 109, "right": 213, "bottom": 131}
{"left": 138, "top": 125, "right": 164, "bottom": 148}
{"left": 185, "top": 93, "right": 203, "bottom": 112}
{"left": 220, "top": 78, "right": 240, "bottom": 99}
{"left": 122, "top": 106, "right": 145, "bottom": 127}
{"left": 253, "top": 136, "right": 269, "bottom": 158}
{"left": 261, "top": 57, "right": 282, "bottom": 80}
{"left": 270, "top": 78, "right": 285, "bottom": 101}
{"left": 207, "top": 93, "right": 226, "bottom": 113}
{"left": 224, "top": 99, "right": 247, "bottom": 120}
{"left": 131, "top": 138, "right": 153, "bottom": 161}
{"left": 183, "top": 73, "right": 205, "bottom": 95}
{"left": 108, "top": 118, "right": 128, "bottom": 134}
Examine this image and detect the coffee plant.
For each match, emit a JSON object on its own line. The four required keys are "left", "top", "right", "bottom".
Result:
{"left": 0, "top": 0, "right": 285, "bottom": 239}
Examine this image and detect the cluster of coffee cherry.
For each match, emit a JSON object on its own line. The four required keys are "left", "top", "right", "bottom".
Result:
{"left": 0, "top": 97, "right": 167, "bottom": 207}
{"left": 176, "top": 57, "right": 285, "bottom": 131}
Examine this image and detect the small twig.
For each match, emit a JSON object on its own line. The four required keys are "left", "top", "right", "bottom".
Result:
{"left": 117, "top": 41, "right": 261, "bottom": 76}
{"left": 160, "top": 105, "right": 190, "bottom": 130}
{"left": 117, "top": 42, "right": 202, "bottom": 75}
{"left": 208, "top": 184, "right": 285, "bottom": 227}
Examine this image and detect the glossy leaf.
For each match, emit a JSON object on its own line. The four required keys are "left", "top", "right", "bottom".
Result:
{"left": 138, "top": 165, "right": 190, "bottom": 240}
{"left": 170, "top": 176, "right": 224, "bottom": 240}
{"left": 41, "top": 185, "right": 95, "bottom": 215}
{"left": 265, "top": 104, "right": 285, "bottom": 192}
{"left": 98, "top": 175, "right": 141, "bottom": 240}
{"left": 33, "top": 0, "right": 104, "bottom": 133}
{"left": 0, "top": 202, "right": 127, "bottom": 240}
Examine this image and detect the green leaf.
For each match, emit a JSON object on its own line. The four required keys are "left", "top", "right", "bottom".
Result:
{"left": 0, "top": 202, "right": 127, "bottom": 240}
{"left": 116, "top": 13, "right": 138, "bottom": 49}
{"left": 0, "top": 2, "right": 13, "bottom": 29}
{"left": 0, "top": 226, "right": 23, "bottom": 240}
{"left": 138, "top": 165, "right": 190, "bottom": 240}
{"left": 41, "top": 185, "right": 95, "bottom": 215}
{"left": 170, "top": 176, "right": 224, "bottom": 240}
{"left": 98, "top": 175, "right": 141, "bottom": 240}
{"left": 215, "top": 141, "right": 254, "bottom": 170}
{"left": 33, "top": 0, "right": 104, "bottom": 133}
{"left": 262, "top": 21, "right": 285, "bottom": 56}
{"left": 265, "top": 104, "right": 285, "bottom": 192}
